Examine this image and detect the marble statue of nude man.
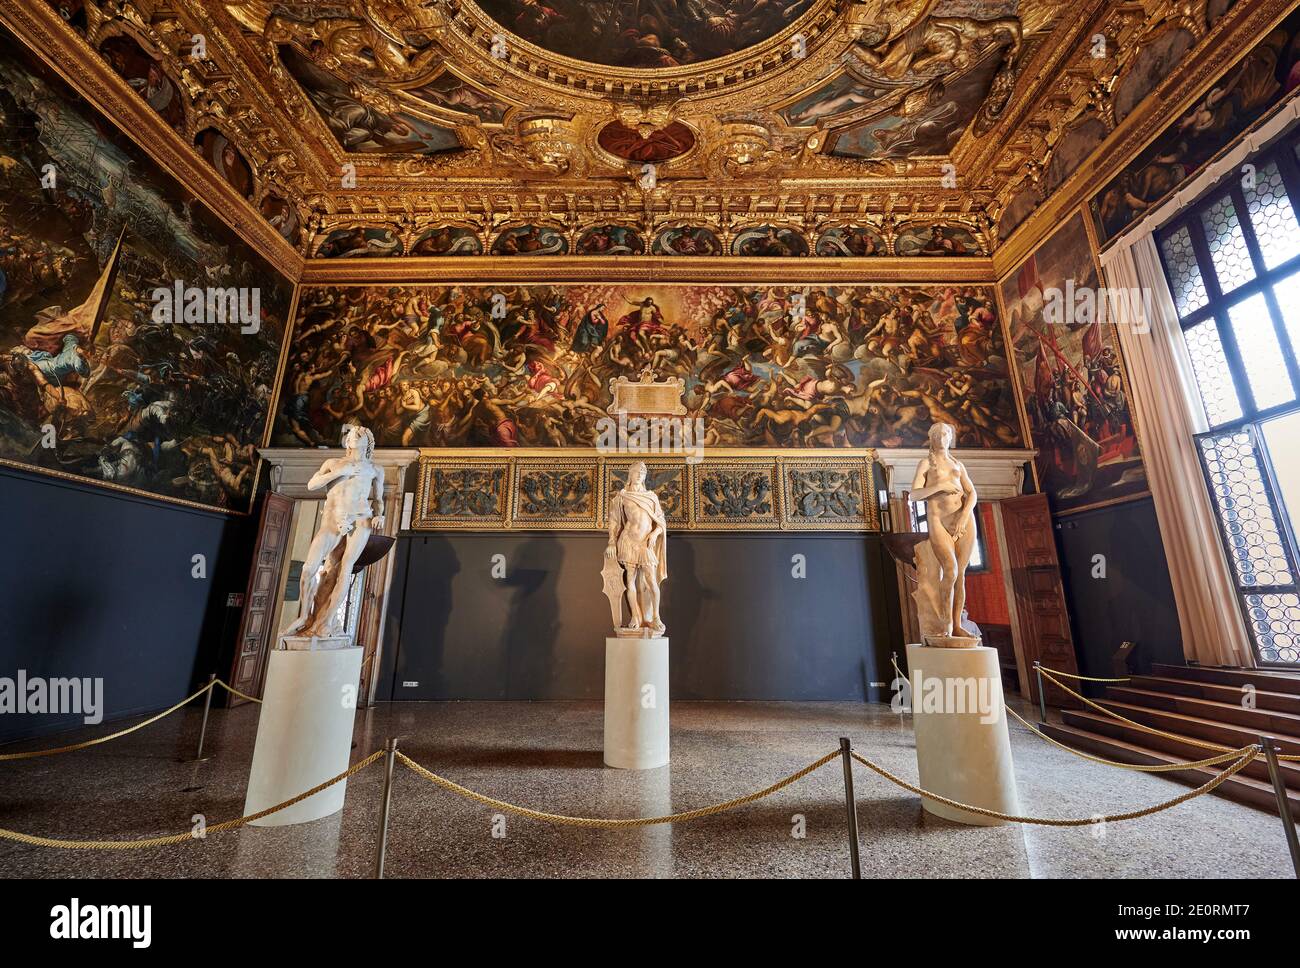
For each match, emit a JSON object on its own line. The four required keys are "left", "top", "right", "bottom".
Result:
{"left": 909, "top": 421, "right": 978, "bottom": 638}
{"left": 603, "top": 461, "right": 668, "bottom": 637}
{"left": 284, "top": 423, "right": 386, "bottom": 640}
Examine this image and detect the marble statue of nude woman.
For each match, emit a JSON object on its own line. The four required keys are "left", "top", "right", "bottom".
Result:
{"left": 909, "top": 421, "right": 979, "bottom": 642}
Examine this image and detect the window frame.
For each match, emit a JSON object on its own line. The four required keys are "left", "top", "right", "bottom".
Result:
{"left": 1156, "top": 135, "right": 1300, "bottom": 432}
{"left": 1156, "top": 130, "right": 1300, "bottom": 666}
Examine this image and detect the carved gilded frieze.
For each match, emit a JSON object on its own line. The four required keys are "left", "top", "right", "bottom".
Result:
{"left": 412, "top": 449, "right": 880, "bottom": 533}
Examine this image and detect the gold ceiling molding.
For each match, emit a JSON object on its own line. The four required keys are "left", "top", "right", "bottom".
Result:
{"left": 1, "top": 0, "right": 304, "bottom": 281}
{"left": 20, "top": 0, "right": 1092, "bottom": 254}
{"left": 296, "top": 254, "right": 996, "bottom": 286}
{"left": 989, "top": 0, "right": 1295, "bottom": 275}
{"left": 302, "top": 203, "right": 995, "bottom": 260}
{"left": 10, "top": 0, "right": 1283, "bottom": 273}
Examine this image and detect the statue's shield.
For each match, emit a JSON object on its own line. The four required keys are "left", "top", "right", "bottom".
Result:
{"left": 600, "top": 556, "right": 624, "bottom": 629}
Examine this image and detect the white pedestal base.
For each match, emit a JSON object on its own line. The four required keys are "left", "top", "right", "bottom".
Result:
{"left": 244, "top": 644, "right": 362, "bottom": 826}
{"left": 906, "top": 643, "right": 1021, "bottom": 826}
{"left": 603, "top": 636, "right": 669, "bottom": 770}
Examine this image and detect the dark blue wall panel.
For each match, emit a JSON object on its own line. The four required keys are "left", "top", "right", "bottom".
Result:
{"left": 1054, "top": 497, "right": 1183, "bottom": 689}
{"left": 377, "top": 531, "right": 903, "bottom": 701}
{"left": 0, "top": 467, "right": 255, "bottom": 741}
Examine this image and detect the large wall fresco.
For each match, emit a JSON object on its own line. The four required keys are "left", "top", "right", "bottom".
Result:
{"left": 0, "top": 28, "right": 292, "bottom": 512}
{"left": 1091, "top": 8, "right": 1300, "bottom": 243}
{"left": 999, "top": 212, "right": 1147, "bottom": 514}
{"left": 273, "top": 283, "right": 1024, "bottom": 451}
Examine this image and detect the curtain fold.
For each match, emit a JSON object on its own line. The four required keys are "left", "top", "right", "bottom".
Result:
{"left": 1103, "top": 234, "right": 1254, "bottom": 667}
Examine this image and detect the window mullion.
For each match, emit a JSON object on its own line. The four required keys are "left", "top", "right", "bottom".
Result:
{"left": 1230, "top": 176, "right": 1300, "bottom": 404}
{"left": 1188, "top": 203, "right": 1257, "bottom": 419}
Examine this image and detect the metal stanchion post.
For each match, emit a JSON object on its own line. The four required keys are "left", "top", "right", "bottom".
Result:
{"left": 1259, "top": 735, "right": 1300, "bottom": 878}
{"left": 838, "top": 737, "right": 862, "bottom": 880}
{"left": 373, "top": 738, "right": 399, "bottom": 880}
{"left": 1034, "top": 662, "right": 1047, "bottom": 724}
{"left": 194, "top": 674, "right": 216, "bottom": 762}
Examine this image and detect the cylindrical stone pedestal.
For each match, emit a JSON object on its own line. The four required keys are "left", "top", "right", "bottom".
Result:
{"left": 244, "top": 643, "right": 362, "bottom": 826}
{"left": 603, "top": 636, "right": 670, "bottom": 769}
{"left": 906, "top": 642, "right": 1021, "bottom": 826}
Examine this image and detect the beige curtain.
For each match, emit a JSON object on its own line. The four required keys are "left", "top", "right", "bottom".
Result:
{"left": 1101, "top": 235, "right": 1253, "bottom": 667}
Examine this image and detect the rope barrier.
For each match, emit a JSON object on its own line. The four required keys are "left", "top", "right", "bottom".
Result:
{"left": 1005, "top": 705, "right": 1254, "bottom": 773}
{"left": 1038, "top": 668, "right": 1130, "bottom": 683}
{"left": 0, "top": 681, "right": 217, "bottom": 761}
{"left": 213, "top": 679, "right": 264, "bottom": 705}
{"left": 0, "top": 749, "right": 384, "bottom": 849}
{"left": 0, "top": 678, "right": 264, "bottom": 762}
{"left": 1038, "top": 667, "right": 1300, "bottom": 762}
{"left": 395, "top": 749, "right": 842, "bottom": 827}
{"left": 848, "top": 745, "right": 1259, "bottom": 826}
{"left": 890, "top": 653, "right": 906, "bottom": 683}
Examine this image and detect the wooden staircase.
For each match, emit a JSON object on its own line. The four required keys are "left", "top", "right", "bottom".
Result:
{"left": 1040, "top": 663, "right": 1300, "bottom": 819}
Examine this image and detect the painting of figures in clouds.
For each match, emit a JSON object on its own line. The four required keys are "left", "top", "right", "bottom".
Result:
{"left": 275, "top": 282, "right": 1024, "bottom": 452}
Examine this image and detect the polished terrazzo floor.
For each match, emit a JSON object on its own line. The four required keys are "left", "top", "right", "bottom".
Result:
{"left": 0, "top": 700, "right": 1293, "bottom": 878}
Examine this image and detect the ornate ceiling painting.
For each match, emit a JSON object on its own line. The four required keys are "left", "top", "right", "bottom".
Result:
{"left": 13, "top": 0, "right": 1295, "bottom": 268}
{"left": 472, "top": 0, "right": 820, "bottom": 69}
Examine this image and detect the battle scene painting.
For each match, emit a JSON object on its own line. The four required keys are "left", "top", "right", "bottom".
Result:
{"left": 999, "top": 213, "right": 1147, "bottom": 514}
{"left": 273, "top": 283, "right": 1024, "bottom": 452}
{"left": 1091, "top": 8, "right": 1300, "bottom": 243}
{"left": 0, "top": 28, "right": 293, "bottom": 512}
{"left": 474, "top": 0, "right": 816, "bottom": 69}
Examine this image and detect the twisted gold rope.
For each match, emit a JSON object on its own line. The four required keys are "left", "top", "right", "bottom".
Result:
{"left": 396, "top": 749, "right": 841, "bottom": 827}
{"left": 1039, "top": 667, "right": 1300, "bottom": 762}
{"left": 1037, "top": 668, "right": 1130, "bottom": 683}
{"left": 0, "top": 749, "right": 384, "bottom": 849}
{"left": 0, "top": 678, "right": 263, "bottom": 762}
{"left": 849, "top": 746, "right": 1258, "bottom": 826}
{"left": 1005, "top": 704, "right": 1254, "bottom": 772}
{"left": 213, "top": 679, "right": 264, "bottom": 705}
{"left": 0, "top": 681, "right": 216, "bottom": 761}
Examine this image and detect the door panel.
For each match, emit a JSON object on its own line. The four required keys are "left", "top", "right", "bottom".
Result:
{"left": 227, "top": 492, "right": 294, "bottom": 705}
{"left": 998, "top": 493, "right": 1080, "bottom": 708}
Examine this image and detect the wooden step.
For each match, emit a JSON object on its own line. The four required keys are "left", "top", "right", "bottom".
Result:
{"left": 1060, "top": 709, "right": 1300, "bottom": 790}
{"left": 1095, "top": 699, "right": 1300, "bottom": 756}
{"left": 1152, "top": 663, "right": 1300, "bottom": 697}
{"left": 1126, "top": 675, "right": 1300, "bottom": 716}
{"left": 1040, "top": 720, "right": 1300, "bottom": 820}
{"left": 1104, "top": 686, "right": 1300, "bottom": 736}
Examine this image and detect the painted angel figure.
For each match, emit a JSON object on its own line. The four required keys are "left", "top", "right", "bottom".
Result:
{"left": 601, "top": 461, "right": 668, "bottom": 637}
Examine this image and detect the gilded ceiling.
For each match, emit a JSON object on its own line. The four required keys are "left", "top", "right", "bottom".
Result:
{"left": 18, "top": 0, "right": 1281, "bottom": 262}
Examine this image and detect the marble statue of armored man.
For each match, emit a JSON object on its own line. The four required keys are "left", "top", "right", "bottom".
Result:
{"left": 284, "top": 424, "right": 385, "bottom": 641}
{"left": 909, "top": 421, "right": 980, "bottom": 647}
{"left": 602, "top": 461, "right": 668, "bottom": 637}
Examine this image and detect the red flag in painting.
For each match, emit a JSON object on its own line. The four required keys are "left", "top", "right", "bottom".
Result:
{"left": 1017, "top": 256, "right": 1042, "bottom": 302}
{"left": 1034, "top": 341, "right": 1056, "bottom": 399}
{"left": 1082, "top": 318, "right": 1103, "bottom": 359}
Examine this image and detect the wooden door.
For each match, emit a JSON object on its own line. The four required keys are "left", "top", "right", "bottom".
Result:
{"left": 227, "top": 492, "right": 294, "bottom": 706}
{"left": 995, "top": 494, "right": 1080, "bottom": 708}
